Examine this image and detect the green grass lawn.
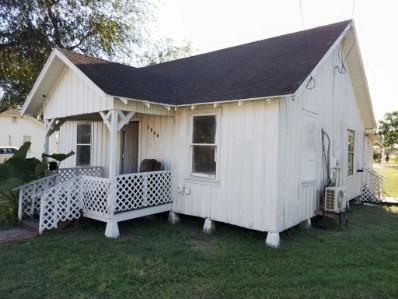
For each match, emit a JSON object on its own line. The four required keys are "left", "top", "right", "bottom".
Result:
{"left": 1, "top": 205, "right": 398, "bottom": 298}
{"left": 375, "top": 165, "right": 398, "bottom": 197}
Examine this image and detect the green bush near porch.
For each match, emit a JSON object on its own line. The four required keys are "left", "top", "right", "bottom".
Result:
{"left": 0, "top": 205, "right": 398, "bottom": 298}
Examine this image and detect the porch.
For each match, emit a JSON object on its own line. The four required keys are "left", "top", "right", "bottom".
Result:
{"left": 17, "top": 166, "right": 172, "bottom": 237}
{"left": 19, "top": 104, "right": 175, "bottom": 238}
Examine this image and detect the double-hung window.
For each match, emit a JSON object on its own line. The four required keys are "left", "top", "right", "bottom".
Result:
{"left": 347, "top": 129, "right": 355, "bottom": 176}
{"left": 191, "top": 115, "right": 217, "bottom": 178}
{"left": 76, "top": 123, "right": 91, "bottom": 166}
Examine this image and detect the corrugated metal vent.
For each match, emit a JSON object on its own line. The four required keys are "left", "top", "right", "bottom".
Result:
{"left": 325, "top": 189, "right": 336, "bottom": 211}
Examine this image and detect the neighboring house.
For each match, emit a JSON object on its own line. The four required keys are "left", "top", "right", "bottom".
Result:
{"left": 20, "top": 20, "right": 378, "bottom": 247}
{"left": 0, "top": 109, "right": 46, "bottom": 159}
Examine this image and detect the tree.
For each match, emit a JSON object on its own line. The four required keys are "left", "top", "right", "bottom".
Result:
{"left": 0, "top": 0, "right": 150, "bottom": 107}
{"left": 138, "top": 38, "right": 193, "bottom": 66}
{"left": 377, "top": 111, "right": 398, "bottom": 151}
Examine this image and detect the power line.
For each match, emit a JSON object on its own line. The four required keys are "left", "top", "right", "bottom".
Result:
{"left": 351, "top": 0, "right": 356, "bottom": 19}
{"left": 298, "top": 0, "right": 316, "bottom": 90}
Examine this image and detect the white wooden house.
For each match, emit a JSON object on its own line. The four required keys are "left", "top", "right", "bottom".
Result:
{"left": 0, "top": 109, "right": 49, "bottom": 159}
{"left": 19, "top": 20, "right": 378, "bottom": 247}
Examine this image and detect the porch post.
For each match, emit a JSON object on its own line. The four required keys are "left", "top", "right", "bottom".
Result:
{"left": 44, "top": 119, "right": 56, "bottom": 154}
{"left": 100, "top": 109, "right": 135, "bottom": 239}
{"left": 44, "top": 136, "right": 50, "bottom": 154}
{"left": 106, "top": 109, "right": 120, "bottom": 238}
{"left": 109, "top": 109, "right": 119, "bottom": 180}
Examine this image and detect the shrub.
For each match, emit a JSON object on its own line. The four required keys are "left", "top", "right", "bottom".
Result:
{"left": 0, "top": 143, "right": 73, "bottom": 226}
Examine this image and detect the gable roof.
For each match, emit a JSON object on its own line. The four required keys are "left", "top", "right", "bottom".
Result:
{"left": 57, "top": 49, "right": 176, "bottom": 104}
{"left": 56, "top": 20, "right": 351, "bottom": 106}
{"left": 146, "top": 20, "right": 351, "bottom": 104}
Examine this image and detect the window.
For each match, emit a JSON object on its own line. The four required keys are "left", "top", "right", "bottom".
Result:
{"left": 191, "top": 115, "right": 217, "bottom": 178}
{"left": 76, "top": 123, "right": 91, "bottom": 166}
{"left": 347, "top": 130, "right": 355, "bottom": 176}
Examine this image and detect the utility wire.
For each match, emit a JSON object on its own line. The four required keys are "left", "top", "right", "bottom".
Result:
{"left": 298, "top": 0, "right": 316, "bottom": 90}
{"left": 351, "top": 0, "right": 356, "bottom": 19}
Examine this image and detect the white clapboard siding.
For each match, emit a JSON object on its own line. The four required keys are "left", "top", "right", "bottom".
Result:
{"left": 277, "top": 42, "right": 366, "bottom": 231}
{"left": 172, "top": 101, "right": 280, "bottom": 232}
{"left": 135, "top": 114, "right": 175, "bottom": 171}
{"left": 43, "top": 67, "right": 112, "bottom": 119}
{"left": 59, "top": 121, "right": 77, "bottom": 167}
{"left": 0, "top": 115, "right": 46, "bottom": 159}
{"left": 59, "top": 121, "right": 110, "bottom": 175}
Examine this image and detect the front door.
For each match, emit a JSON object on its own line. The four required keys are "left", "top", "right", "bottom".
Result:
{"left": 121, "top": 121, "right": 139, "bottom": 174}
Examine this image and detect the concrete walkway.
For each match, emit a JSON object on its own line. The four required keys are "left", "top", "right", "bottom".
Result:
{"left": 0, "top": 227, "right": 36, "bottom": 244}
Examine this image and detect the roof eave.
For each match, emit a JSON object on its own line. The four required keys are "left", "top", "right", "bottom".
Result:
{"left": 22, "top": 48, "right": 109, "bottom": 117}
{"left": 21, "top": 49, "right": 58, "bottom": 115}
{"left": 350, "top": 21, "right": 377, "bottom": 128}
{"left": 292, "top": 20, "right": 377, "bottom": 129}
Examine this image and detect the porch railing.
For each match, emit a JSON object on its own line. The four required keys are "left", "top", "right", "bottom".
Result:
{"left": 81, "top": 175, "right": 111, "bottom": 219}
{"left": 361, "top": 168, "right": 384, "bottom": 202}
{"left": 58, "top": 166, "right": 104, "bottom": 182}
{"left": 17, "top": 167, "right": 172, "bottom": 233}
{"left": 115, "top": 170, "right": 172, "bottom": 213}
{"left": 16, "top": 166, "right": 104, "bottom": 221}
{"left": 16, "top": 174, "right": 60, "bottom": 220}
{"left": 79, "top": 170, "right": 173, "bottom": 217}
{"left": 39, "top": 176, "right": 82, "bottom": 233}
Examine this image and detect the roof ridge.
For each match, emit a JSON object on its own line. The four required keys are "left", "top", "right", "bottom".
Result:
{"left": 56, "top": 47, "right": 138, "bottom": 69}
{"left": 142, "top": 20, "right": 351, "bottom": 70}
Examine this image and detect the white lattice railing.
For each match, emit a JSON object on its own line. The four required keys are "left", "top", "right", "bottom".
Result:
{"left": 361, "top": 168, "right": 384, "bottom": 202}
{"left": 39, "top": 176, "right": 83, "bottom": 233}
{"left": 58, "top": 166, "right": 103, "bottom": 182}
{"left": 81, "top": 175, "right": 111, "bottom": 218}
{"left": 116, "top": 171, "right": 172, "bottom": 213}
{"left": 16, "top": 166, "right": 104, "bottom": 222}
{"left": 16, "top": 174, "right": 60, "bottom": 221}
{"left": 17, "top": 167, "right": 172, "bottom": 233}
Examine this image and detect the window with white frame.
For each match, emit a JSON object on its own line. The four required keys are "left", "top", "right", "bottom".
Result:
{"left": 347, "top": 129, "right": 355, "bottom": 176}
{"left": 191, "top": 115, "right": 217, "bottom": 178}
{"left": 76, "top": 123, "right": 91, "bottom": 166}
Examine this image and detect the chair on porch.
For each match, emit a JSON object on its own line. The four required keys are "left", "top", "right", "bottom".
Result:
{"left": 139, "top": 159, "right": 162, "bottom": 173}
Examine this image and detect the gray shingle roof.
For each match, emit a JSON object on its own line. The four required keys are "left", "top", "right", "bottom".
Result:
{"left": 58, "top": 20, "right": 350, "bottom": 105}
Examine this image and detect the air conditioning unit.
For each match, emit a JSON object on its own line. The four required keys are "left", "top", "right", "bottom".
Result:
{"left": 324, "top": 187, "right": 346, "bottom": 213}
